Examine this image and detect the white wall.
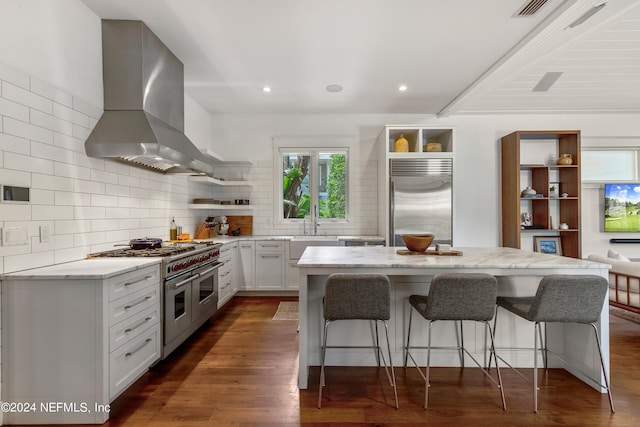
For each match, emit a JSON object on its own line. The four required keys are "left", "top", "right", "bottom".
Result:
{"left": 210, "top": 113, "right": 640, "bottom": 254}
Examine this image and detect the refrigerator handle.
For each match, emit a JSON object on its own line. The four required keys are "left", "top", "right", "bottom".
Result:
{"left": 389, "top": 179, "right": 395, "bottom": 246}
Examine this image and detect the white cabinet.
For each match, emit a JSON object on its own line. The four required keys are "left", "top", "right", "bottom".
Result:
{"left": 255, "top": 240, "right": 285, "bottom": 290}
{"left": 238, "top": 240, "right": 255, "bottom": 289}
{"left": 285, "top": 259, "right": 303, "bottom": 290}
{"left": 1, "top": 260, "right": 161, "bottom": 425}
{"left": 218, "top": 241, "right": 238, "bottom": 307}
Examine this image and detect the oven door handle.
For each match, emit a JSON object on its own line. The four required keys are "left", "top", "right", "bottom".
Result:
{"left": 197, "top": 261, "right": 224, "bottom": 277}
{"left": 168, "top": 275, "right": 198, "bottom": 291}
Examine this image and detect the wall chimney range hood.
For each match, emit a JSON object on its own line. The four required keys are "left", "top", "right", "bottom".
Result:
{"left": 85, "top": 20, "right": 213, "bottom": 175}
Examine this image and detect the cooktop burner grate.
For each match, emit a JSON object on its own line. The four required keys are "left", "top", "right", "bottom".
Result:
{"left": 88, "top": 246, "right": 196, "bottom": 258}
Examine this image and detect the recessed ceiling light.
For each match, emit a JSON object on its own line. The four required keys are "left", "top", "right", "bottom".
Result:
{"left": 262, "top": 86, "right": 271, "bottom": 93}
{"left": 326, "top": 84, "right": 343, "bottom": 93}
{"left": 399, "top": 85, "right": 408, "bottom": 92}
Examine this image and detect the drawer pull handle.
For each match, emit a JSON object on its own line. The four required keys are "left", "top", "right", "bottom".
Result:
{"left": 124, "top": 275, "right": 153, "bottom": 287}
{"left": 261, "top": 254, "right": 280, "bottom": 258}
{"left": 241, "top": 244, "right": 252, "bottom": 248}
{"left": 125, "top": 338, "right": 152, "bottom": 357}
{"left": 221, "top": 271, "right": 231, "bottom": 277}
{"left": 125, "top": 317, "right": 153, "bottom": 333}
{"left": 261, "top": 244, "right": 280, "bottom": 248}
{"left": 221, "top": 283, "right": 230, "bottom": 289}
{"left": 124, "top": 295, "right": 152, "bottom": 310}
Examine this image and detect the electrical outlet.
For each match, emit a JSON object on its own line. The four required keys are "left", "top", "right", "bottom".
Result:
{"left": 1, "top": 226, "right": 29, "bottom": 246}
{"left": 40, "top": 225, "right": 50, "bottom": 243}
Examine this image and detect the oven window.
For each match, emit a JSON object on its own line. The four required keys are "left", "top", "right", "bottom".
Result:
{"left": 198, "top": 273, "right": 215, "bottom": 303}
{"left": 174, "top": 289, "right": 186, "bottom": 318}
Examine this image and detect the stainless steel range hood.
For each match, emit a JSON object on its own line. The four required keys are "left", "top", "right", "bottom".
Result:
{"left": 85, "top": 20, "right": 213, "bottom": 175}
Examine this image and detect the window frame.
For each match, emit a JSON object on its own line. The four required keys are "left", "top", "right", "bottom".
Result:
{"left": 272, "top": 136, "right": 354, "bottom": 228}
{"left": 582, "top": 147, "right": 639, "bottom": 183}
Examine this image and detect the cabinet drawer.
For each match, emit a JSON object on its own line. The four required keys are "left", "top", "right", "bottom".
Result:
{"left": 108, "top": 265, "right": 159, "bottom": 302}
{"left": 109, "top": 286, "right": 159, "bottom": 326}
{"left": 256, "top": 241, "right": 285, "bottom": 252}
{"left": 110, "top": 323, "right": 160, "bottom": 400}
{"left": 219, "top": 243, "right": 237, "bottom": 260}
{"left": 218, "top": 277, "right": 233, "bottom": 305}
{"left": 109, "top": 305, "right": 160, "bottom": 351}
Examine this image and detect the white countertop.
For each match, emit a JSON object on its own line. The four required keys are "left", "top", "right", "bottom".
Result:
{"left": 297, "top": 246, "right": 611, "bottom": 270}
{"left": 203, "top": 235, "right": 384, "bottom": 244}
{"left": 0, "top": 258, "right": 161, "bottom": 280}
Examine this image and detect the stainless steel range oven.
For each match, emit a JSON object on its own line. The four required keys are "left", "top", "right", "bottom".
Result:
{"left": 163, "top": 246, "right": 222, "bottom": 357}
{"left": 89, "top": 242, "right": 223, "bottom": 359}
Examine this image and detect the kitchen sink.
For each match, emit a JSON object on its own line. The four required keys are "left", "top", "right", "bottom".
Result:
{"left": 289, "top": 236, "right": 340, "bottom": 259}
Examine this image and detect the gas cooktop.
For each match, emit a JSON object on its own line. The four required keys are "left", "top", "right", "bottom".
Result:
{"left": 88, "top": 245, "right": 196, "bottom": 258}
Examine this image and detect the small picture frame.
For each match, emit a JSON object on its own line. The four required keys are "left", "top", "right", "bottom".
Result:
{"left": 549, "top": 182, "right": 559, "bottom": 198}
{"left": 534, "top": 236, "right": 563, "bottom": 255}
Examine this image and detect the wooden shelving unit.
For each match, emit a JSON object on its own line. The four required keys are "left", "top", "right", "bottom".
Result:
{"left": 501, "top": 130, "right": 581, "bottom": 258}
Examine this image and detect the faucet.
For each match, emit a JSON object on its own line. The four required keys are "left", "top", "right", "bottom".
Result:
{"left": 313, "top": 205, "right": 320, "bottom": 235}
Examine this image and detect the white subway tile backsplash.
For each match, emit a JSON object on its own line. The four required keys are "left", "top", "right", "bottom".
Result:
{"left": 32, "top": 140, "right": 74, "bottom": 163}
{"left": 105, "top": 207, "right": 131, "bottom": 219}
{"left": 90, "top": 169, "right": 118, "bottom": 185}
{"left": 54, "top": 132, "right": 85, "bottom": 153}
{"left": 74, "top": 151, "right": 104, "bottom": 169}
{"left": 55, "top": 161, "right": 91, "bottom": 180}
{"left": 105, "top": 184, "right": 130, "bottom": 197}
{"left": 74, "top": 231, "right": 106, "bottom": 247}
{"left": 117, "top": 174, "right": 140, "bottom": 188}
{"left": 3, "top": 116, "right": 53, "bottom": 144}
{"left": 74, "top": 206, "right": 106, "bottom": 220}
{"left": 30, "top": 109, "right": 73, "bottom": 136}
{"left": 118, "top": 196, "right": 140, "bottom": 208}
{"left": 32, "top": 205, "right": 74, "bottom": 221}
{"left": 53, "top": 103, "right": 89, "bottom": 128}
{"left": 90, "top": 219, "right": 117, "bottom": 232}
{"left": 74, "top": 179, "right": 105, "bottom": 194}
{"left": 0, "top": 132, "right": 30, "bottom": 155}
{"left": 32, "top": 173, "right": 73, "bottom": 191}
{"left": 55, "top": 191, "right": 91, "bottom": 206}
{"left": 54, "top": 246, "right": 91, "bottom": 265}
{"left": 72, "top": 123, "right": 91, "bottom": 140}
{"left": 30, "top": 189, "right": 55, "bottom": 205}
{"left": 0, "top": 168, "right": 30, "bottom": 187}
{"left": 0, "top": 96, "right": 30, "bottom": 122}
{"left": 30, "top": 77, "right": 73, "bottom": 108}
{"left": 3, "top": 152, "right": 53, "bottom": 174}
{"left": 130, "top": 208, "right": 152, "bottom": 218}
{"left": 2, "top": 81, "right": 52, "bottom": 114}
{"left": 91, "top": 194, "right": 119, "bottom": 207}
{"left": 0, "top": 203, "right": 31, "bottom": 221}
{"left": 72, "top": 96, "right": 103, "bottom": 120}
{"left": 55, "top": 219, "right": 92, "bottom": 235}
{"left": 104, "top": 161, "right": 132, "bottom": 175}
{"left": 117, "top": 218, "right": 142, "bottom": 230}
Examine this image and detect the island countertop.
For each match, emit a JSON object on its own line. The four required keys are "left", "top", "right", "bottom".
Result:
{"left": 296, "top": 245, "right": 612, "bottom": 390}
{"left": 297, "top": 246, "right": 611, "bottom": 271}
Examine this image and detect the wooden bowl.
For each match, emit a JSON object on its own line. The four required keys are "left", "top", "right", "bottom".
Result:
{"left": 401, "top": 234, "right": 434, "bottom": 252}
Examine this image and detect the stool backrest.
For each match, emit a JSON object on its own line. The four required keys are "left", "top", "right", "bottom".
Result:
{"left": 425, "top": 273, "right": 498, "bottom": 321}
{"left": 528, "top": 274, "right": 609, "bottom": 323}
{"left": 324, "top": 273, "right": 391, "bottom": 321}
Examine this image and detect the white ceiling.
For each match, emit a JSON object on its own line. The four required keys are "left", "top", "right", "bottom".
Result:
{"left": 80, "top": 0, "right": 640, "bottom": 116}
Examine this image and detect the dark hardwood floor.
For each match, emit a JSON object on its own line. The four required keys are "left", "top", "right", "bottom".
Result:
{"left": 100, "top": 296, "right": 640, "bottom": 426}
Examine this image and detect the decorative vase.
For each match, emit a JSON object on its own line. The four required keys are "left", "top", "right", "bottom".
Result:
{"left": 557, "top": 153, "right": 573, "bottom": 165}
{"left": 521, "top": 186, "right": 537, "bottom": 197}
{"left": 394, "top": 134, "right": 409, "bottom": 152}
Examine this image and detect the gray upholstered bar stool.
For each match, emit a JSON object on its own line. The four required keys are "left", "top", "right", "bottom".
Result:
{"left": 318, "top": 273, "right": 398, "bottom": 409}
{"left": 404, "top": 272, "right": 506, "bottom": 410}
{"left": 494, "top": 274, "right": 614, "bottom": 413}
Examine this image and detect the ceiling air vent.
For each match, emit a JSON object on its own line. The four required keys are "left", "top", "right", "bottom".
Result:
{"left": 515, "top": 0, "right": 549, "bottom": 17}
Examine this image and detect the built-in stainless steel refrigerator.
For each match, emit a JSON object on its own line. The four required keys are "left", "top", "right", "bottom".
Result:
{"left": 389, "top": 158, "right": 452, "bottom": 246}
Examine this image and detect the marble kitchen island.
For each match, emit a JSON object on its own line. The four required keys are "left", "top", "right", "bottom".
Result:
{"left": 296, "top": 246, "right": 611, "bottom": 391}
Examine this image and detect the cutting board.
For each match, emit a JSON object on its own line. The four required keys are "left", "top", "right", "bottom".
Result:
{"left": 227, "top": 216, "right": 253, "bottom": 236}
